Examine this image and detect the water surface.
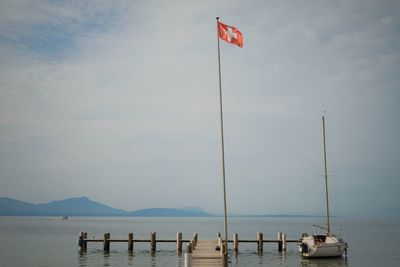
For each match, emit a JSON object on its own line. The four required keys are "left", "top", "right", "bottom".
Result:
{"left": 0, "top": 216, "right": 399, "bottom": 266}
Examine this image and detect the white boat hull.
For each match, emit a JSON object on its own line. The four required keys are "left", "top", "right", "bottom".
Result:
{"left": 299, "top": 235, "right": 347, "bottom": 258}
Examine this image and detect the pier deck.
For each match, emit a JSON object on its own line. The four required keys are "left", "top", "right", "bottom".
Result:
{"left": 192, "top": 240, "right": 223, "bottom": 267}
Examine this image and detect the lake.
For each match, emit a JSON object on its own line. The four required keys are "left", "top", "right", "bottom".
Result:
{"left": 0, "top": 216, "right": 399, "bottom": 266}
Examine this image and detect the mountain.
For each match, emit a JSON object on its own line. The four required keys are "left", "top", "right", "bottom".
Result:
{"left": 0, "top": 197, "right": 210, "bottom": 217}
{"left": 0, "top": 197, "right": 39, "bottom": 216}
{"left": 128, "top": 208, "right": 209, "bottom": 217}
{"left": 36, "top": 196, "right": 126, "bottom": 216}
{"left": 179, "top": 207, "right": 206, "bottom": 213}
{"left": 0, "top": 196, "right": 125, "bottom": 216}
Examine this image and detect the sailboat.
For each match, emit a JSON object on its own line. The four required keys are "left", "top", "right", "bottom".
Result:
{"left": 298, "top": 115, "right": 347, "bottom": 258}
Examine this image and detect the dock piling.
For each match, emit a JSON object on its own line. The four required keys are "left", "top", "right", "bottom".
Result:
{"left": 277, "top": 232, "right": 283, "bottom": 252}
{"left": 184, "top": 242, "right": 193, "bottom": 267}
{"left": 193, "top": 233, "right": 198, "bottom": 246}
{"left": 150, "top": 232, "right": 156, "bottom": 252}
{"left": 221, "top": 241, "right": 227, "bottom": 266}
{"left": 128, "top": 233, "right": 133, "bottom": 251}
{"left": 257, "top": 232, "right": 264, "bottom": 252}
{"left": 187, "top": 241, "right": 193, "bottom": 253}
{"left": 103, "top": 233, "right": 110, "bottom": 251}
{"left": 217, "top": 232, "right": 221, "bottom": 240}
{"left": 83, "top": 232, "right": 88, "bottom": 251}
{"left": 233, "top": 232, "right": 239, "bottom": 252}
{"left": 78, "top": 232, "right": 84, "bottom": 252}
{"left": 282, "top": 233, "right": 287, "bottom": 251}
{"left": 176, "top": 232, "right": 182, "bottom": 252}
{"left": 184, "top": 252, "right": 192, "bottom": 267}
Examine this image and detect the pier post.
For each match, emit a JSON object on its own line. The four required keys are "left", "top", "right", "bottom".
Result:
{"left": 83, "top": 232, "right": 88, "bottom": 251}
{"left": 184, "top": 242, "right": 192, "bottom": 267}
{"left": 189, "top": 240, "right": 194, "bottom": 251}
{"left": 176, "top": 232, "right": 182, "bottom": 252}
{"left": 233, "top": 232, "right": 239, "bottom": 252}
{"left": 282, "top": 233, "right": 287, "bottom": 251}
{"left": 150, "top": 232, "right": 156, "bottom": 252}
{"left": 184, "top": 253, "right": 192, "bottom": 267}
{"left": 217, "top": 236, "right": 222, "bottom": 251}
{"left": 277, "top": 232, "right": 283, "bottom": 252}
{"left": 257, "top": 232, "right": 264, "bottom": 252}
{"left": 193, "top": 233, "right": 198, "bottom": 246}
{"left": 103, "top": 233, "right": 110, "bottom": 252}
{"left": 221, "top": 241, "right": 227, "bottom": 267}
{"left": 79, "top": 232, "right": 84, "bottom": 252}
{"left": 128, "top": 233, "right": 134, "bottom": 251}
{"left": 187, "top": 242, "right": 193, "bottom": 253}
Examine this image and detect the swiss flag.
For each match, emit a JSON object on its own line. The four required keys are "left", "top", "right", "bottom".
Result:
{"left": 217, "top": 21, "right": 243, "bottom": 48}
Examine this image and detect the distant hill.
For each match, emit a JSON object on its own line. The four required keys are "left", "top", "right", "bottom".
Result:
{"left": 35, "top": 196, "right": 127, "bottom": 216}
{"left": 128, "top": 208, "right": 209, "bottom": 217}
{"left": 180, "top": 207, "right": 206, "bottom": 213}
{"left": 0, "top": 197, "right": 39, "bottom": 216}
{"left": 0, "top": 197, "right": 210, "bottom": 217}
{"left": 0, "top": 196, "right": 126, "bottom": 216}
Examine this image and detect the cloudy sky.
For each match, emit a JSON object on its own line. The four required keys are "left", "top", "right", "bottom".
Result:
{"left": 0, "top": 0, "right": 399, "bottom": 216}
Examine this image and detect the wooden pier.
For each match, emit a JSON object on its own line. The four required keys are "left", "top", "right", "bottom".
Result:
{"left": 187, "top": 239, "right": 225, "bottom": 267}
{"left": 78, "top": 231, "right": 298, "bottom": 254}
{"left": 78, "top": 232, "right": 191, "bottom": 253}
{"left": 78, "top": 231, "right": 299, "bottom": 267}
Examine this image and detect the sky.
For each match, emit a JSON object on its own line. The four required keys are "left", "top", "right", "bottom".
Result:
{"left": 0, "top": 0, "right": 399, "bottom": 216}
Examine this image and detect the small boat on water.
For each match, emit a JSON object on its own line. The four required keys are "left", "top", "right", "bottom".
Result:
{"left": 299, "top": 233, "right": 346, "bottom": 258}
{"left": 298, "top": 115, "right": 347, "bottom": 258}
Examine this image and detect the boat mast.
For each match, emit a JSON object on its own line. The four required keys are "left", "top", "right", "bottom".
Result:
{"left": 322, "top": 115, "right": 331, "bottom": 235}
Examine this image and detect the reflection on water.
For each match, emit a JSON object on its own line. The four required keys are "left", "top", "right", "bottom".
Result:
{"left": 78, "top": 248, "right": 349, "bottom": 267}
{"left": 78, "top": 249, "right": 185, "bottom": 267}
{"left": 300, "top": 257, "right": 348, "bottom": 267}
{"left": 78, "top": 251, "right": 86, "bottom": 267}
{"left": 150, "top": 250, "right": 156, "bottom": 267}
{"left": 127, "top": 251, "right": 134, "bottom": 266}
{"left": 103, "top": 253, "right": 110, "bottom": 266}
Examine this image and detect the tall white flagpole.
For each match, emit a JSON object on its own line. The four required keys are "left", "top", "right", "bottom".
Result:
{"left": 216, "top": 16, "right": 229, "bottom": 260}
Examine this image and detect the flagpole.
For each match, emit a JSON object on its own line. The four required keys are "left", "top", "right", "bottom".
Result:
{"left": 216, "top": 16, "right": 229, "bottom": 260}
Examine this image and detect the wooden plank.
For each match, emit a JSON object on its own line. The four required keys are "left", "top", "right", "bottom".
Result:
{"left": 192, "top": 240, "right": 223, "bottom": 267}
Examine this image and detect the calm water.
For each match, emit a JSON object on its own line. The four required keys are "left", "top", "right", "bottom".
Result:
{"left": 0, "top": 216, "right": 399, "bottom": 266}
